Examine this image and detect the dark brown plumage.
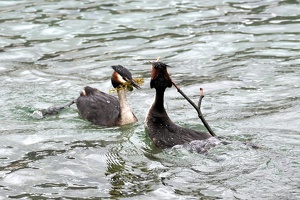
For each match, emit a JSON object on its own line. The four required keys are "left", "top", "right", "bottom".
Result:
{"left": 145, "top": 62, "right": 212, "bottom": 148}
{"left": 76, "top": 65, "right": 139, "bottom": 127}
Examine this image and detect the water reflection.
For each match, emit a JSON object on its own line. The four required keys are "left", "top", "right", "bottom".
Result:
{"left": 0, "top": 0, "right": 300, "bottom": 199}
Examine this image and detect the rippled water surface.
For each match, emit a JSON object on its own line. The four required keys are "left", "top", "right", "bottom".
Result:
{"left": 1, "top": 0, "right": 300, "bottom": 199}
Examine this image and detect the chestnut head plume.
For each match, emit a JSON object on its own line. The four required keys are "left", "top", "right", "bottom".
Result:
{"left": 150, "top": 62, "right": 172, "bottom": 89}
{"left": 111, "top": 65, "right": 141, "bottom": 89}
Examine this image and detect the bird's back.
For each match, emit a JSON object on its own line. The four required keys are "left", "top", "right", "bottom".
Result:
{"left": 146, "top": 109, "right": 211, "bottom": 148}
{"left": 76, "top": 87, "right": 120, "bottom": 126}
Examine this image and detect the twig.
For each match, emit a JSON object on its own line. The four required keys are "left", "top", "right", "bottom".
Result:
{"left": 149, "top": 56, "right": 160, "bottom": 64}
{"left": 34, "top": 98, "right": 76, "bottom": 118}
{"left": 45, "top": 99, "right": 76, "bottom": 116}
{"left": 197, "top": 88, "right": 216, "bottom": 137}
{"left": 172, "top": 82, "right": 216, "bottom": 137}
{"left": 198, "top": 88, "right": 204, "bottom": 110}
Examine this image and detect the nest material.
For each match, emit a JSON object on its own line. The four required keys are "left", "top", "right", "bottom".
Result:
{"left": 109, "top": 77, "right": 144, "bottom": 92}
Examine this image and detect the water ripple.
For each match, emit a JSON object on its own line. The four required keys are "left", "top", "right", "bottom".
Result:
{"left": 0, "top": 0, "right": 300, "bottom": 199}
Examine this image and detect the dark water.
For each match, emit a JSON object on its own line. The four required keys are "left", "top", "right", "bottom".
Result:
{"left": 0, "top": 0, "right": 300, "bottom": 199}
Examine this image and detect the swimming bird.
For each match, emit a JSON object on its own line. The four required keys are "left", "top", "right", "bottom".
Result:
{"left": 76, "top": 65, "right": 140, "bottom": 127}
{"left": 145, "top": 62, "right": 213, "bottom": 149}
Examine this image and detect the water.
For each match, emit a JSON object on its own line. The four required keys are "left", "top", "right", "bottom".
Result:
{"left": 0, "top": 0, "right": 300, "bottom": 199}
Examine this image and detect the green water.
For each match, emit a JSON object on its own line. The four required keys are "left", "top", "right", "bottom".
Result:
{"left": 0, "top": 0, "right": 299, "bottom": 199}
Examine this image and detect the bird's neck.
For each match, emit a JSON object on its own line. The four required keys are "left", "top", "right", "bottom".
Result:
{"left": 117, "top": 89, "right": 137, "bottom": 125}
{"left": 148, "top": 87, "right": 169, "bottom": 118}
{"left": 153, "top": 88, "right": 166, "bottom": 111}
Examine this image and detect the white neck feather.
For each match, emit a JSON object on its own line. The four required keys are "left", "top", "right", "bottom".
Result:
{"left": 117, "top": 89, "right": 137, "bottom": 125}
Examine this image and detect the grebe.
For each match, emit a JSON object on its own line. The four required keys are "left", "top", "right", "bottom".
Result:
{"left": 76, "top": 65, "right": 140, "bottom": 127}
{"left": 145, "top": 62, "right": 213, "bottom": 149}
